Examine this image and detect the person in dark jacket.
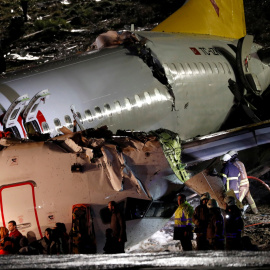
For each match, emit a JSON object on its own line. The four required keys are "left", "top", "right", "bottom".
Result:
{"left": 224, "top": 196, "right": 244, "bottom": 250}
{"left": 206, "top": 199, "right": 224, "bottom": 250}
{"left": 220, "top": 154, "right": 240, "bottom": 199}
{"left": 38, "top": 228, "right": 57, "bottom": 255}
{"left": 192, "top": 192, "right": 210, "bottom": 250}
{"left": 108, "top": 201, "right": 127, "bottom": 253}
{"left": 103, "top": 228, "right": 118, "bottom": 254}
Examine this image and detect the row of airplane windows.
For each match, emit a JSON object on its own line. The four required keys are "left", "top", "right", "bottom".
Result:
{"left": 42, "top": 61, "right": 231, "bottom": 133}
{"left": 165, "top": 61, "right": 232, "bottom": 77}
{"left": 41, "top": 88, "right": 168, "bottom": 133}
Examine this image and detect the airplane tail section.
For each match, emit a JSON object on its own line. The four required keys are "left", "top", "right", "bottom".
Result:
{"left": 152, "top": 0, "right": 246, "bottom": 39}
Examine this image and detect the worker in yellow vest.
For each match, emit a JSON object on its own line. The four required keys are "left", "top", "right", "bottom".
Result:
{"left": 173, "top": 194, "right": 194, "bottom": 251}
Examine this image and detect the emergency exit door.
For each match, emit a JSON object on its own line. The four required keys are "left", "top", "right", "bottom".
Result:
{"left": 0, "top": 181, "right": 42, "bottom": 239}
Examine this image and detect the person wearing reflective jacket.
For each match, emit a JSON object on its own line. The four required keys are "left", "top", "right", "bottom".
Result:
{"left": 173, "top": 194, "right": 194, "bottom": 251}
{"left": 227, "top": 150, "right": 258, "bottom": 214}
{"left": 220, "top": 154, "right": 240, "bottom": 199}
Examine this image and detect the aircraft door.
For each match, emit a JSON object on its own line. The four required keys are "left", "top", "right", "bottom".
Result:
{"left": 2, "top": 94, "right": 29, "bottom": 138}
{"left": 23, "top": 89, "right": 50, "bottom": 135}
{"left": 70, "top": 204, "right": 96, "bottom": 254}
{"left": 0, "top": 181, "right": 43, "bottom": 239}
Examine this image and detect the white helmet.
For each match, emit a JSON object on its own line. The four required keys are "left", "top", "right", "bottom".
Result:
{"left": 224, "top": 196, "right": 236, "bottom": 206}
{"left": 221, "top": 153, "right": 231, "bottom": 162}
{"left": 207, "top": 199, "right": 219, "bottom": 208}
{"left": 227, "top": 150, "right": 238, "bottom": 158}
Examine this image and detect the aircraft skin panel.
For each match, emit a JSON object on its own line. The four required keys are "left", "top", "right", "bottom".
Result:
{"left": 0, "top": 136, "right": 178, "bottom": 252}
{"left": 0, "top": 33, "right": 243, "bottom": 139}
{"left": 152, "top": 0, "right": 246, "bottom": 39}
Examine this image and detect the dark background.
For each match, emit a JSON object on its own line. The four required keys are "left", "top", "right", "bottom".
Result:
{"left": 0, "top": 0, "right": 270, "bottom": 72}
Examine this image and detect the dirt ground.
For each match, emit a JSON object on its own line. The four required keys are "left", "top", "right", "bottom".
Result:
{"left": 242, "top": 177, "right": 270, "bottom": 251}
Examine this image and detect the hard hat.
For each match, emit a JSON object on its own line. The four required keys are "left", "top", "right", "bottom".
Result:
{"left": 221, "top": 153, "right": 231, "bottom": 162}
{"left": 200, "top": 192, "right": 210, "bottom": 201}
{"left": 224, "top": 196, "right": 236, "bottom": 206}
{"left": 227, "top": 150, "right": 238, "bottom": 158}
{"left": 207, "top": 199, "right": 219, "bottom": 208}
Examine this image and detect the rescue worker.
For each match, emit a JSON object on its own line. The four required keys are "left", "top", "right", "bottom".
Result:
{"left": 108, "top": 201, "right": 127, "bottom": 253}
{"left": 173, "top": 194, "right": 194, "bottom": 251}
{"left": 224, "top": 196, "right": 244, "bottom": 250}
{"left": 192, "top": 192, "right": 210, "bottom": 250}
{"left": 220, "top": 154, "right": 240, "bottom": 199}
{"left": 206, "top": 199, "right": 224, "bottom": 250}
{"left": 227, "top": 150, "right": 259, "bottom": 214}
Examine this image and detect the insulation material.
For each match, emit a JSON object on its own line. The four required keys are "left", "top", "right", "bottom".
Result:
{"left": 151, "top": 129, "right": 190, "bottom": 183}
{"left": 100, "top": 144, "right": 124, "bottom": 192}
{"left": 113, "top": 135, "right": 181, "bottom": 199}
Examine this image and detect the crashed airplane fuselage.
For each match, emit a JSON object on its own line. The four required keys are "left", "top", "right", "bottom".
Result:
{"left": 1, "top": 0, "right": 270, "bottom": 252}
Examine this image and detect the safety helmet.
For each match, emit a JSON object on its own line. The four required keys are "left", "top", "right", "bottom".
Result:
{"left": 227, "top": 150, "right": 238, "bottom": 158}
{"left": 200, "top": 192, "right": 210, "bottom": 201}
{"left": 220, "top": 153, "right": 231, "bottom": 162}
{"left": 224, "top": 196, "right": 236, "bottom": 206}
{"left": 207, "top": 199, "right": 219, "bottom": 208}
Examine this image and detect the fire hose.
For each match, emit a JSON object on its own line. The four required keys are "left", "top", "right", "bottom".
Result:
{"left": 247, "top": 176, "right": 270, "bottom": 192}
{"left": 244, "top": 176, "right": 270, "bottom": 228}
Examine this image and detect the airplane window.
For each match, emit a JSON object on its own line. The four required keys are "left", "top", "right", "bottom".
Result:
{"left": 124, "top": 98, "right": 132, "bottom": 111}
{"left": 95, "top": 107, "right": 103, "bottom": 119}
{"left": 144, "top": 92, "right": 152, "bottom": 105}
{"left": 42, "top": 122, "right": 50, "bottom": 133}
{"left": 76, "top": 112, "right": 84, "bottom": 123}
{"left": 64, "top": 115, "right": 73, "bottom": 128}
{"left": 224, "top": 62, "right": 231, "bottom": 74}
{"left": 218, "top": 63, "right": 225, "bottom": 74}
{"left": 134, "top": 95, "right": 142, "bottom": 107}
{"left": 198, "top": 62, "right": 206, "bottom": 74}
{"left": 192, "top": 63, "right": 199, "bottom": 74}
{"left": 177, "top": 63, "right": 185, "bottom": 75}
{"left": 31, "top": 103, "right": 39, "bottom": 113}
{"left": 154, "top": 89, "right": 162, "bottom": 101}
{"left": 124, "top": 198, "right": 151, "bottom": 221}
{"left": 145, "top": 201, "right": 178, "bottom": 218}
{"left": 10, "top": 108, "right": 20, "bottom": 120}
{"left": 54, "top": 118, "right": 61, "bottom": 127}
{"left": 104, "top": 104, "right": 112, "bottom": 117}
{"left": 114, "top": 101, "right": 122, "bottom": 114}
{"left": 99, "top": 198, "right": 151, "bottom": 224}
{"left": 184, "top": 63, "right": 192, "bottom": 75}
{"left": 169, "top": 63, "right": 178, "bottom": 80}
{"left": 205, "top": 63, "right": 213, "bottom": 73}
{"left": 85, "top": 110, "right": 93, "bottom": 122}
{"left": 212, "top": 63, "right": 219, "bottom": 74}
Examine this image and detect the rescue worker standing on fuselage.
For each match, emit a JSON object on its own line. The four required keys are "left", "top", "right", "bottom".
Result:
{"left": 227, "top": 150, "right": 259, "bottom": 214}
{"left": 174, "top": 194, "right": 194, "bottom": 251}
{"left": 220, "top": 154, "right": 240, "bottom": 199}
{"left": 224, "top": 196, "right": 244, "bottom": 250}
{"left": 192, "top": 192, "right": 210, "bottom": 250}
{"left": 206, "top": 199, "right": 224, "bottom": 250}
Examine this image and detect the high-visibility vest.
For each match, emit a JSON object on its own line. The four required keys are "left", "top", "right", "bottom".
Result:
{"left": 174, "top": 202, "right": 194, "bottom": 228}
